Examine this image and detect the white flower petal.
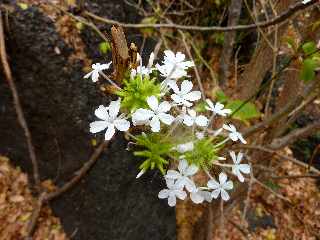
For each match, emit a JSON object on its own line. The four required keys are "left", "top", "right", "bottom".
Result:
{"left": 219, "top": 172, "right": 228, "bottom": 184}
{"left": 104, "top": 125, "right": 115, "bottom": 140}
{"left": 150, "top": 116, "right": 161, "bottom": 132}
{"left": 205, "top": 99, "right": 214, "bottom": 109}
{"left": 100, "top": 61, "right": 112, "bottom": 70}
{"left": 84, "top": 71, "right": 93, "bottom": 79}
{"left": 168, "top": 194, "right": 176, "bottom": 207}
{"left": 239, "top": 164, "right": 251, "bottom": 174}
{"left": 171, "top": 94, "right": 184, "bottom": 104}
{"left": 168, "top": 81, "right": 180, "bottom": 93}
{"left": 211, "top": 189, "right": 221, "bottom": 199}
{"left": 108, "top": 99, "right": 121, "bottom": 120}
{"left": 220, "top": 189, "right": 230, "bottom": 201}
{"left": 180, "top": 80, "right": 193, "bottom": 95}
{"left": 176, "top": 142, "right": 194, "bottom": 153}
{"left": 238, "top": 134, "right": 247, "bottom": 144}
{"left": 158, "top": 113, "right": 175, "bottom": 125}
{"left": 207, "top": 179, "right": 219, "bottom": 189}
{"left": 223, "top": 180, "right": 233, "bottom": 191}
{"left": 91, "top": 71, "right": 100, "bottom": 82}
{"left": 185, "top": 165, "right": 198, "bottom": 176}
{"left": 166, "top": 178, "right": 176, "bottom": 189}
{"left": 147, "top": 96, "right": 159, "bottom": 111}
{"left": 195, "top": 115, "right": 208, "bottom": 127}
{"left": 94, "top": 105, "right": 109, "bottom": 120}
{"left": 133, "top": 109, "right": 154, "bottom": 121}
{"left": 190, "top": 192, "right": 204, "bottom": 204}
{"left": 184, "top": 91, "right": 201, "bottom": 101}
{"left": 147, "top": 52, "right": 155, "bottom": 69}
{"left": 165, "top": 170, "right": 181, "bottom": 179}
{"left": 229, "top": 132, "right": 239, "bottom": 142}
{"left": 223, "top": 124, "right": 233, "bottom": 132}
{"left": 183, "top": 115, "right": 194, "bottom": 126}
{"left": 175, "top": 52, "right": 186, "bottom": 62}
{"left": 158, "top": 189, "right": 169, "bottom": 199}
{"left": 184, "top": 178, "right": 197, "bottom": 192}
{"left": 89, "top": 121, "right": 108, "bottom": 133}
{"left": 237, "top": 152, "right": 244, "bottom": 162}
{"left": 158, "top": 101, "right": 171, "bottom": 113}
{"left": 178, "top": 159, "right": 188, "bottom": 173}
{"left": 174, "top": 190, "right": 187, "bottom": 200}
{"left": 114, "top": 119, "right": 130, "bottom": 131}
{"left": 230, "top": 151, "right": 237, "bottom": 163}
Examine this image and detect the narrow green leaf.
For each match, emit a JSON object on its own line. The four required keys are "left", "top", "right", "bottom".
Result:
{"left": 226, "top": 100, "right": 260, "bottom": 122}
{"left": 300, "top": 58, "right": 317, "bottom": 82}
{"left": 99, "top": 42, "right": 111, "bottom": 55}
{"left": 302, "top": 41, "right": 317, "bottom": 56}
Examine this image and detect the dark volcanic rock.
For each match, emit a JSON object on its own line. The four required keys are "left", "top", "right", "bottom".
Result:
{"left": 0, "top": 5, "right": 175, "bottom": 240}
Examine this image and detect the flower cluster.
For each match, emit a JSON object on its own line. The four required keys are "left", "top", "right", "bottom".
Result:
{"left": 86, "top": 50, "right": 250, "bottom": 207}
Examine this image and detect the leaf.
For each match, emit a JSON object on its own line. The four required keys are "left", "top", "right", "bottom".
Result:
{"left": 300, "top": 58, "right": 317, "bottom": 82}
{"left": 302, "top": 41, "right": 317, "bottom": 56}
{"left": 99, "top": 42, "right": 111, "bottom": 55}
{"left": 215, "top": 90, "right": 228, "bottom": 103}
{"left": 226, "top": 100, "right": 260, "bottom": 122}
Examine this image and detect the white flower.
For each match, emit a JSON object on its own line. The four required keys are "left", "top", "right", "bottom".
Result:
{"left": 174, "top": 141, "right": 194, "bottom": 153}
{"left": 205, "top": 99, "right": 231, "bottom": 116}
{"left": 132, "top": 96, "right": 174, "bottom": 132}
{"left": 165, "top": 159, "right": 198, "bottom": 192}
{"left": 183, "top": 109, "right": 208, "bottom": 127}
{"left": 156, "top": 50, "right": 194, "bottom": 79}
{"left": 207, "top": 172, "right": 233, "bottom": 201}
{"left": 90, "top": 99, "right": 130, "bottom": 140}
{"left": 223, "top": 124, "right": 247, "bottom": 144}
{"left": 84, "top": 62, "right": 112, "bottom": 82}
{"left": 168, "top": 80, "right": 201, "bottom": 107}
{"left": 230, "top": 151, "right": 250, "bottom": 182}
{"left": 190, "top": 188, "right": 213, "bottom": 204}
{"left": 131, "top": 52, "right": 155, "bottom": 79}
{"left": 158, "top": 178, "right": 187, "bottom": 207}
{"left": 195, "top": 131, "right": 205, "bottom": 140}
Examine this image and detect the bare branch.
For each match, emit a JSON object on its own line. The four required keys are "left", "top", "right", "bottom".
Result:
{"left": 269, "top": 120, "right": 320, "bottom": 149}
{"left": 236, "top": 145, "right": 320, "bottom": 175}
{"left": 243, "top": 79, "right": 319, "bottom": 137}
{"left": 82, "top": 1, "right": 316, "bottom": 32}
{"left": 0, "top": 11, "right": 41, "bottom": 190}
{"left": 44, "top": 141, "right": 109, "bottom": 201}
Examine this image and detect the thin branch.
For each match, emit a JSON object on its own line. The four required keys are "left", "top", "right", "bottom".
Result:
{"left": 44, "top": 141, "right": 109, "bottom": 201}
{"left": 270, "top": 174, "right": 320, "bottom": 180}
{"left": 25, "top": 193, "right": 46, "bottom": 238}
{"left": 251, "top": 177, "right": 291, "bottom": 203}
{"left": 0, "top": 11, "right": 41, "bottom": 190}
{"left": 236, "top": 145, "right": 320, "bottom": 175}
{"left": 51, "top": 3, "right": 110, "bottom": 43}
{"left": 189, "top": 39, "right": 218, "bottom": 87}
{"left": 269, "top": 120, "right": 320, "bottom": 149}
{"left": 82, "top": 1, "right": 316, "bottom": 32}
{"left": 179, "top": 30, "right": 206, "bottom": 99}
{"left": 243, "top": 79, "right": 319, "bottom": 138}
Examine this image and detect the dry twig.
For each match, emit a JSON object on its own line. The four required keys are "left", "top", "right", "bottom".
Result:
{"left": 83, "top": 1, "right": 316, "bottom": 32}
{"left": 0, "top": 11, "right": 41, "bottom": 190}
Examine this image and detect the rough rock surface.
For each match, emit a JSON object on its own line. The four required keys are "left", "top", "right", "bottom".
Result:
{"left": 0, "top": 3, "right": 175, "bottom": 240}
